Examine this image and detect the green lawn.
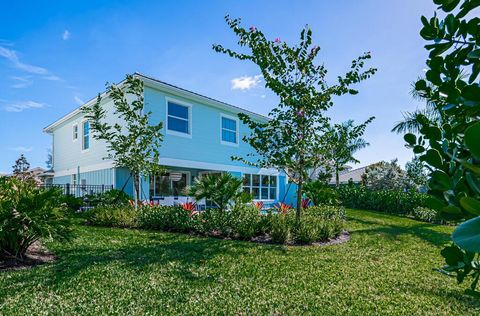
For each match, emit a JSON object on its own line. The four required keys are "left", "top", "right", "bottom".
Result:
{"left": 1, "top": 209, "right": 479, "bottom": 315}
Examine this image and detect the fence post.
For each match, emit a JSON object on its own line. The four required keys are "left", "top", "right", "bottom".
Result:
{"left": 101, "top": 184, "right": 105, "bottom": 194}
{"left": 66, "top": 183, "right": 70, "bottom": 196}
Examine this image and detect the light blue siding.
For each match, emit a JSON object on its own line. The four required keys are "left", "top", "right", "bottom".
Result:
{"left": 47, "top": 77, "right": 296, "bottom": 205}
{"left": 144, "top": 86, "right": 261, "bottom": 168}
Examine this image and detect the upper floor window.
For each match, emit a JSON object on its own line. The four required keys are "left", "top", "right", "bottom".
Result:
{"left": 242, "top": 174, "right": 277, "bottom": 200}
{"left": 167, "top": 100, "right": 191, "bottom": 136}
{"left": 72, "top": 124, "right": 78, "bottom": 141}
{"left": 221, "top": 115, "right": 238, "bottom": 145}
{"left": 82, "top": 121, "right": 90, "bottom": 150}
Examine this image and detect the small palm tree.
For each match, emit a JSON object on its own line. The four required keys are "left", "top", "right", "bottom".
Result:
{"left": 391, "top": 81, "right": 444, "bottom": 135}
{"left": 328, "top": 119, "right": 373, "bottom": 186}
{"left": 188, "top": 173, "right": 248, "bottom": 212}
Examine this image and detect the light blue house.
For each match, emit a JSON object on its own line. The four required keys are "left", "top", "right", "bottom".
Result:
{"left": 44, "top": 73, "right": 297, "bottom": 207}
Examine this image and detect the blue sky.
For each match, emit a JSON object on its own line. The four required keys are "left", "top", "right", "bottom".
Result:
{"left": 0, "top": 0, "right": 437, "bottom": 173}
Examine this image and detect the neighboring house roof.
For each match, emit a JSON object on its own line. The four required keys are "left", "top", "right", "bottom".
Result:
{"left": 329, "top": 166, "right": 367, "bottom": 185}
{"left": 43, "top": 72, "right": 269, "bottom": 133}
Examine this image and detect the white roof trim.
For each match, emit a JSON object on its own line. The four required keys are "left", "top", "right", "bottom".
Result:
{"left": 43, "top": 73, "right": 268, "bottom": 133}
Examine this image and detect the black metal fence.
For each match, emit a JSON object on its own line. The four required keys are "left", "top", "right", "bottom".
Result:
{"left": 38, "top": 183, "right": 113, "bottom": 197}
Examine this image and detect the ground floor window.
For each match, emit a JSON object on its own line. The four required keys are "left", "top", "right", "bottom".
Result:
{"left": 150, "top": 172, "right": 188, "bottom": 197}
{"left": 242, "top": 174, "right": 277, "bottom": 200}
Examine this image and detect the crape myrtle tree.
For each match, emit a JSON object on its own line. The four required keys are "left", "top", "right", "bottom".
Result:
{"left": 213, "top": 16, "right": 376, "bottom": 220}
{"left": 327, "top": 118, "right": 374, "bottom": 187}
{"left": 83, "top": 75, "right": 163, "bottom": 208}
{"left": 403, "top": 0, "right": 480, "bottom": 293}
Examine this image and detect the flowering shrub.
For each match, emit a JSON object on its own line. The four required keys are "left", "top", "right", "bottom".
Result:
{"left": 85, "top": 203, "right": 346, "bottom": 245}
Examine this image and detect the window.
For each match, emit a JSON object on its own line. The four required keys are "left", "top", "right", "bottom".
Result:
{"left": 242, "top": 173, "right": 277, "bottom": 200}
{"left": 221, "top": 115, "right": 238, "bottom": 145}
{"left": 150, "top": 172, "right": 188, "bottom": 197}
{"left": 73, "top": 124, "right": 78, "bottom": 140}
{"left": 82, "top": 121, "right": 90, "bottom": 150}
{"left": 167, "top": 101, "right": 190, "bottom": 135}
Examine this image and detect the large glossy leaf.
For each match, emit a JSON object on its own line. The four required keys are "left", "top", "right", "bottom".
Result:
{"left": 424, "top": 148, "right": 444, "bottom": 169}
{"left": 460, "top": 197, "right": 480, "bottom": 216}
{"left": 465, "top": 122, "right": 480, "bottom": 159}
{"left": 404, "top": 133, "right": 416, "bottom": 145}
{"left": 452, "top": 216, "right": 480, "bottom": 253}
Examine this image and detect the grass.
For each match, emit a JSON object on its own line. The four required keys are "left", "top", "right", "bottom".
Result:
{"left": 1, "top": 209, "right": 479, "bottom": 315}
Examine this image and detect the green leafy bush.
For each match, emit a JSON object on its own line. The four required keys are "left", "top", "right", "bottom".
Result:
{"left": 0, "top": 177, "right": 71, "bottom": 259}
{"left": 83, "top": 203, "right": 346, "bottom": 245}
{"left": 85, "top": 189, "right": 130, "bottom": 207}
{"left": 269, "top": 212, "right": 293, "bottom": 244}
{"left": 229, "top": 204, "right": 263, "bottom": 240}
{"left": 87, "top": 205, "right": 139, "bottom": 228}
{"left": 139, "top": 205, "right": 196, "bottom": 233}
{"left": 294, "top": 206, "right": 346, "bottom": 244}
{"left": 60, "top": 194, "right": 83, "bottom": 213}
{"left": 337, "top": 184, "right": 427, "bottom": 215}
{"left": 412, "top": 206, "right": 440, "bottom": 223}
{"left": 304, "top": 180, "right": 340, "bottom": 206}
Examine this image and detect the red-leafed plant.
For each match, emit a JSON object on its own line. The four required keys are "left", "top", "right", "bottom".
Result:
{"left": 253, "top": 201, "right": 264, "bottom": 210}
{"left": 274, "top": 202, "right": 292, "bottom": 215}
{"left": 180, "top": 202, "right": 199, "bottom": 217}
{"left": 302, "top": 198, "right": 311, "bottom": 209}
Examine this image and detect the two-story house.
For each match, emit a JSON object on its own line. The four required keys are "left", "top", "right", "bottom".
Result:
{"left": 43, "top": 73, "right": 297, "bottom": 207}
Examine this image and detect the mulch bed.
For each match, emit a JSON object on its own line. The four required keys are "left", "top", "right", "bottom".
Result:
{"left": 0, "top": 242, "right": 56, "bottom": 272}
{"left": 252, "top": 231, "right": 350, "bottom": 246}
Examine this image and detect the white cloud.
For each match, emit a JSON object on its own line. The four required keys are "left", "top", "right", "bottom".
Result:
{"left": 74, "top": 96, "right": 85, "bottom": 105}
{"left": 11, "top": 76, "right": 33, "bottom": 89}
{"left": 10, "top": 146, "right": 33, "bottom": 152}
{"left": 43, "top": 75, "right": 61, "bottom": 81}
{"left": 3, "top": 100, "right": 47, "bottom": 112}
{"left": 231, "top": 75, "right": 262, "bottom": 91}
{"left": 0, "top": 46, "right": 48, "bottom": 75}
{"left": 62, "top": 30, "right": 70, "bottom": 40}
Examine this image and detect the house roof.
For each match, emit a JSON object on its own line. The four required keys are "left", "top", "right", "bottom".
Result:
{"left": 329, "top": 165, "right": 367, "bottom": 184}
{"left": 43, "top": 73, "right": 269, "bottom": 133}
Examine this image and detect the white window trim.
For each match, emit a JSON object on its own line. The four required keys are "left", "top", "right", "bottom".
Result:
{"left": 165, "top": 97, "right": 192, "bottom": 138}
{"left": 220, "top": 113, "right": 239, "bottom": 147}
{"left": 242, "top": 173, "right": 278, "bottom": 202}
{"left": 72, "top": 123, "right": 78, "bottom": 142}
{"left": 81, "top": 119, "right": 90, "bottom": 152}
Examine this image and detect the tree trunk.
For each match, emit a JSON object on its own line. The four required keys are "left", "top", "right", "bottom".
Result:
{"left": 133, "top": 173, "right": 138, "bottom": 211}
{"left": 296, "top": 181, "right": 303, "bottom": 222}
{"left": 335, "top": 165, "right": 340, "bottom": 187}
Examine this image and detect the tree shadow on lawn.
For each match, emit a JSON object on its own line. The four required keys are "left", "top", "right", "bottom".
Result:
{"left": 1, "top": 228, "right": 287, "bottom": 298}
{"left": 349, "top": 215, "right": 452, "bottom": 247}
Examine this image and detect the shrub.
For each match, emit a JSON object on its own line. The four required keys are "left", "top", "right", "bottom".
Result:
{"left": 197, "top": 208, "right": 232, "bottom": 236}
{"left": 0, "top": 177, "right": 71, "bottom": 259}
{"left": 412, "top": 206, "right": 440, "bottom": 223}
{"left": 304, "top": 180, "right": 340, "bottom": 206}
{"left": 337, "top": 184, "right": 427, "bottom": 215}
{"left": 188, "top": 173, "right": 250, "bottom": 212}
{"left": 269, "top": 213, "right": 293, "bottom": 244}
{"left": 60, "top": 194, "right": 83, "bottom": 213}
{"left": 229, "top": 204, "right": 263, "bottom": 240}
{"left": 138, "top": 205, "right": 196, "bottom": 233}
{"left": 87, "top": 205, "right": 138, "bottom": 228}
{"left": 295, "top": 206, "right": 346, "bottom": 244}
{"left": 85, "top": 189, "right": 130, "bottom": 207}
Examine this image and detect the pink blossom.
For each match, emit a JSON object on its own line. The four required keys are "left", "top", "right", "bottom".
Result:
{"left": 274, "top": 37, "right": 281, "bottom": 43}
{"left": 296, "top": 110, "right": 305, "bottom": 117}
{"left": 249, "top": 26, "right": 256, "bottom": 32}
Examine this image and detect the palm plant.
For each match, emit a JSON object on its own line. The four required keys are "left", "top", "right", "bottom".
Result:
{"left": 188, "top": 173, "right": 249, "bottom": 212}
{"left": 327, "top": 118, "right": 373, "bottom": 186}
{"left": 391, "top": 81, "right": 444, "bottom": 134}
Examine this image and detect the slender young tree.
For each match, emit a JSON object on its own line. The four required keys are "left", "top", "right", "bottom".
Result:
{"left": 326, "top": 118, "right": 374, "bottom": 187}
{"left": 83, "top": 75, "right": 164, "bottom": 207}
{"left": 12, "top": 154, "right": 32, "bottom": 182}
{"left": 213, "top": 16, "right": 376, "bottom": 220}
